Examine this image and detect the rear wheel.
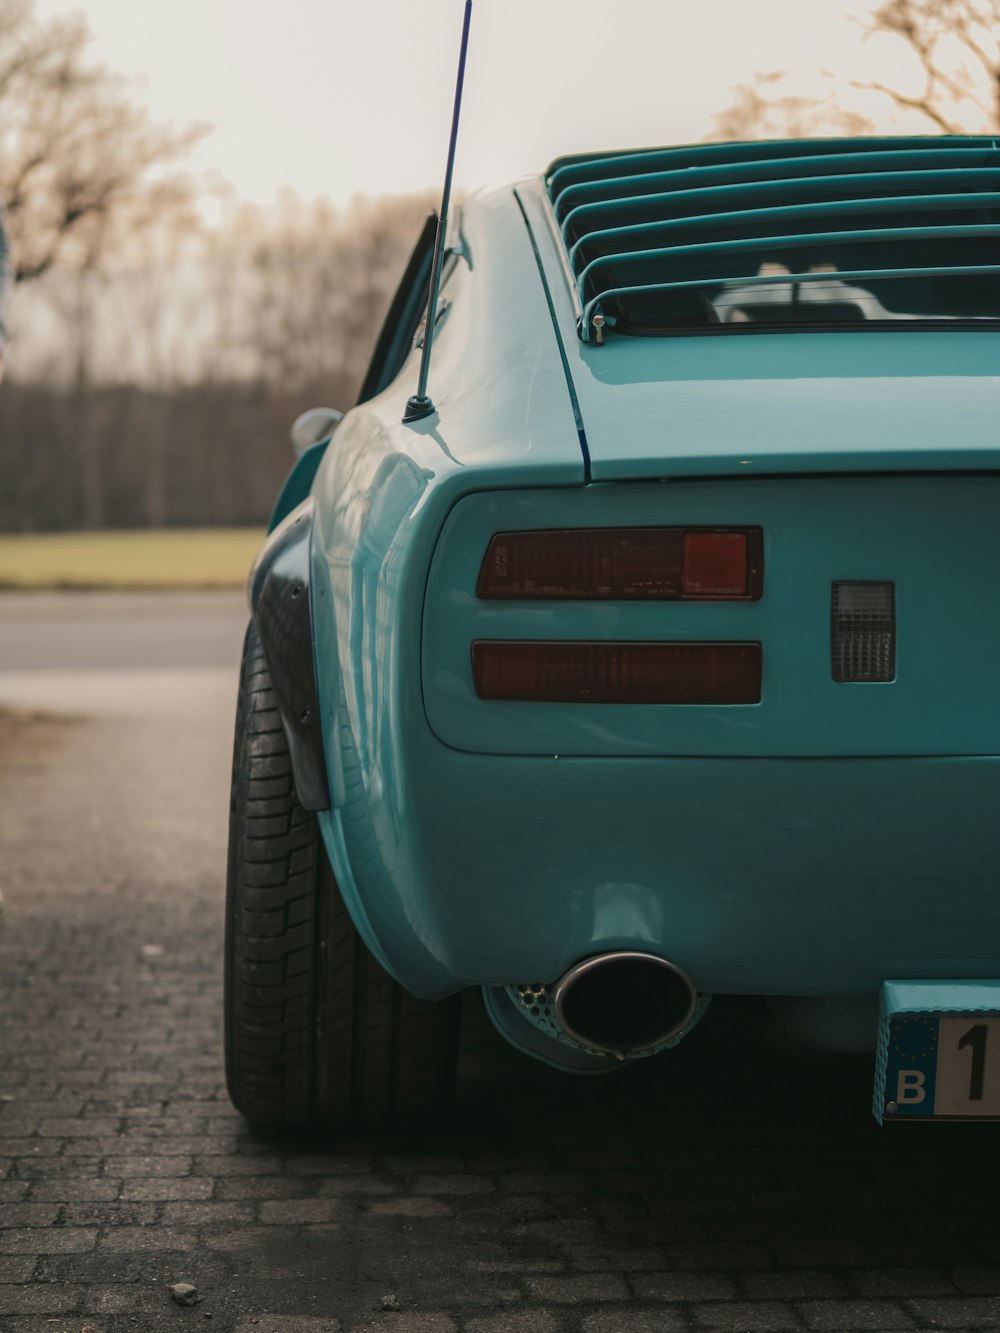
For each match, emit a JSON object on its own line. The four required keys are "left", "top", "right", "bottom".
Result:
{"left": 225, "top": 623, "right": 460, "bottom": 1130}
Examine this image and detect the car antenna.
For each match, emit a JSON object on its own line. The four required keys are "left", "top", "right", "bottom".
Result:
{"left": 403, "top": 0, "right": 473, "bottom": 425}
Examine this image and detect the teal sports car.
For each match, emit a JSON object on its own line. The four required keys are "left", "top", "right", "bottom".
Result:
{"left": 226, "top": 136, "right": 1000, "bottom": 1130}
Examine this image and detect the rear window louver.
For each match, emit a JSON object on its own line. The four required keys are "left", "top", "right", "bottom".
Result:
{"left": 542, "top": 137, "right": 1000, "bottom": 342}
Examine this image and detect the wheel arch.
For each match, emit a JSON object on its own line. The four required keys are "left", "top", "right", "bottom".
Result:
{"left": 249, "top": 497, "right": 331, "bottom": 812}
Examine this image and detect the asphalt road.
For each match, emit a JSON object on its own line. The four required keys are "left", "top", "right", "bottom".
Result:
{"left": 0, "top": 592, "right": 248, "bottom": 671}
{"left": 2, "top": 593, "right": 1000, "bottom": 1332}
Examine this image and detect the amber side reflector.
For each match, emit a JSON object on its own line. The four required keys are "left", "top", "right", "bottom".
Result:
{"left": 477, "top": 528, "right": 762, "bottom": 600}
{"left": 472, "top": 641, "right": 762, "bottom": 704}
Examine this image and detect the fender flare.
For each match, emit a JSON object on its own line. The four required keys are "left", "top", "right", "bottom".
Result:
{"left": 248, "top": 498, "right": 330, "bottom": 811}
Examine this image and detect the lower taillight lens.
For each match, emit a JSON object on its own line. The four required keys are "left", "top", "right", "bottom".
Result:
{"left": 477, "top": 528, "right": 762, "bottom": 600}
{"left": 472, "top": 641, "right": 762, "bottom": 704}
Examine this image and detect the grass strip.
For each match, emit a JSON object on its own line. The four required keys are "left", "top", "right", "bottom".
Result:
{"left": 0, "top": 529, "right": 264, "bottom": 590}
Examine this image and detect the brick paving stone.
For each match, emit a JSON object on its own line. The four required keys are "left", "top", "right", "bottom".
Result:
{"left": 581, "top": 1312, "right": 686, "bottom": 1333}
{"left": 96, "top": 1227, "right": 197, "bottom": 1251}
{"left": 525, "top": 1275, "right": 630, "bottom": 1303}
{"left": 465, "top": 1313, "right": 562, "bottom": 1333}
{"left": 0, "top": 1284, "right": 86, "bottom": 1317}
{"left": 119, "top": 1177, "right": 213, "bottom": 1201}
{"left": 380, "top": 1155, "right": 466, "bottom": 1173}
{"left": 235, "top": 1319, "right": 344, "bottom": 1333}
{"left": 631, "top": 1273, "right": 740, "bottom": 1301}
{"left": 906, "top": 1295, "right": 1000, "bottom": 1326}
{"left": 462, "top": 1154, "right": 548, "bottom": 1173}
{"left": 692, "top": 1301, "right": 803, "bottom": 1329}
{"left": 487, "top": 1194, "right": 550, "bottom": 1219}
{"left": 367, "top": 1197, "right": 453, "bottom": 1218}
{"left": 0, "top": 1257, "right": 39, "bottom": 1283}
{"left": 285, "top": 1154, "right": 376, "bottom": 1175}
{"left": 0, "top": 1229, "right": 97, "bottom": 1254}
{"left": 86, "top": 1284, "right": 178, "bottom": 1313}
{"left": 29, "top": 1179, "right": 121, "bottom": 1202}
{"left": 214, "top": 1176, "right": 308, "bottom": 1200}
{"left": 316, "top": 1177, "right": 395, "bottom": 1197}
{"left": 0, "top": 1138, "right": 62, "bottom": 1158}
{"left": 565, "top": 1245, "right": 668, "bottom": 1273}
{"left": 193, "top": 1154, "right": 284, "bottom": 1176}
{"left": 61, "top": 1202, "right": 157, "bottom": 1227}
{"left": 496, "top": 1172, "right": 588, "bottom": 1194}
{"left": 344, "top": 1318, "right": 458, "bottom": 1333}
{"left": 742, "top": 1271, "right": 850, "bottom": 1300}
{"left": 37, "top": 1118, "right": 121, "bottom": 1137}
{"left": 202, "top": 1223, "right": 340, "bottom": 1251}
{"left": 34, "top": 1252, "right": 155, "bottom": 1285}
{"left": 846, "top": 1266, "right": 956, "bottom": 1297}
{"left": 463, "top": 1259, "right": 565, "bottom": 1276}
{"left": 799, "top": 1298, "right": 917, "bottom": 1329}
{"left": 101, "top": 1154, "right": 193, "bottom": 1177}
{"left": 0, "top": 1317, "right": 101, "bottom": 1333}
{"left": 410, "top": 1175, "right": 495, "bottom": 1195}
{"left": 0, "top": 1203, "right": 60, "bottom": 1225}
{"left": 257, "top": 1199, "right": 340, "bottom": 1224}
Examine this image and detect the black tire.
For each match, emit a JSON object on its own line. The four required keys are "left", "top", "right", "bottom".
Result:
{"left": 225, "top": 623, "right": 460, "bottom": 1131}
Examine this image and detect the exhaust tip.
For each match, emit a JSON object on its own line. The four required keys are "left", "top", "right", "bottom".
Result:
{"left": 554, "top": 951, "right": 698, "bottom": 1056}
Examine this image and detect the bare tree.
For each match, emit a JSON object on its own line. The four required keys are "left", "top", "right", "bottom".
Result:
{"left": 712, "top": 1, "right": 1000, "bottom": 140}
{"left": 0, "top": 0, "right": 203, "bottom": 285}
{"left": 852, "top": 0, "right": 1000, "bottom": 131}
{"left": 234, "top": 190, "right": 435, "bottom": 401}
{"left": 712, "top": 71, "right": 877, "bottom": 141}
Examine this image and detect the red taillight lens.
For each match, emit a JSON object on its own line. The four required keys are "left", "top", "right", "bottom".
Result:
{"left": 472, "top": 641, "right": 762, "bottom": 704}
{"left": 477, "top": 528, "right": 762, "bottom": 600}
{"left": 682, "top": 531, "right": 749, "bottom": 596}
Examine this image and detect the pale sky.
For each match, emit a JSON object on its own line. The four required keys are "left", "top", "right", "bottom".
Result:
{"left": 35, "top": 0, "right": 917, "bottom": 206}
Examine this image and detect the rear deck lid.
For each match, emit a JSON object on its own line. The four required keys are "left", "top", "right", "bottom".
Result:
{"left": 570, "top": 330, "right": 1000, "bottom": 480}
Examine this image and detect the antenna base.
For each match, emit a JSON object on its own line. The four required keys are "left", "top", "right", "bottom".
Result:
{"left": 403, "top": 394, "right": 436, "bottom": 424}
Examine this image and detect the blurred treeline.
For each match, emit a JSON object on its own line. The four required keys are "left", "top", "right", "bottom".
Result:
{"left": 1, "top": 193, "right": 434, "bottom": 530}
{"left": 0, "top": 0, "right": 433, "bottom": 531}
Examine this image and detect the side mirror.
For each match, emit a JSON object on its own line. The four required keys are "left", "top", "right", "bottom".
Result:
{"left": 290, "top": 407, "right": 343, "bottom": 459}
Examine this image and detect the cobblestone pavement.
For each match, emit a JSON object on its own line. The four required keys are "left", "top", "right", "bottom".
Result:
{"left": 3, "top": 661, "right": 1000, "bottom": 1333}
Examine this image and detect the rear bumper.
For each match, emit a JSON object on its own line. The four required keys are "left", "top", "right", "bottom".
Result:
{"left": 319, "top": 743, "right": 1000, "bottom": 999}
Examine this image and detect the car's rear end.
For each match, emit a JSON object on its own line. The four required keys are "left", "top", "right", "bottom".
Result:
{"left": 406, "top": 138, "right": 1000, "bottom": 1111}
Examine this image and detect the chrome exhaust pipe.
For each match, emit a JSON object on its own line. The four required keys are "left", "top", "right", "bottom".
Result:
{"left": 553, "top": 951, "right": 698, "bottom": 1057}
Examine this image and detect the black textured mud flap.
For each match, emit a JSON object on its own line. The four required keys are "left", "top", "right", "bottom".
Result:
{"left": 249, "top": 498, "right": 330, "bottom": 811}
